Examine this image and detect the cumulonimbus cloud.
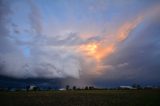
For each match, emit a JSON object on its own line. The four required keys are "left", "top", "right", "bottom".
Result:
{"left": 0, "top": 0, "right": 160, "bottom": 87}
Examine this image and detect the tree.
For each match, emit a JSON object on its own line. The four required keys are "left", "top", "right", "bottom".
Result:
{"left": 132, "top": 84, "right": 142, "bottom": 89}
{"left": 26, "top": 85, "right": 30, "bottom": 91}
{"left": 85, "top": 86, "right": 88, "bottom": 90}
{"left": 33, "top": 86, "right": 40, "bottom": 91}
{"left": 73, "top": 86, "right": 76, "bottom": 90}
{"left": 89, "top": 86, "right": 94, "bottom": 90}
{"left": 66, "top": 85, "right": 70, "bottom": 90}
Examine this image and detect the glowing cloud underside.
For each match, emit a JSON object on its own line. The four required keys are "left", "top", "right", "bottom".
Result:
{"left": 78, "top": 16, "right": 142, "bottom": 74}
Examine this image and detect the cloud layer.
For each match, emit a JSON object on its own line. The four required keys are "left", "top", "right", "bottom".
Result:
{"left": 0, "top": 0, "right": 160, "bottom": 86}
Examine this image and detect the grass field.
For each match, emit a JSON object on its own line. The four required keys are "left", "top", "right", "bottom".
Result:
{"left": 0, "top": 90, "right": 160, "bottom": 106}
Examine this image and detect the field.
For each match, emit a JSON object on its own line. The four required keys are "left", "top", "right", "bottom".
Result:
{"left": 0, "top": 90, "right": 160, "bottom": 106}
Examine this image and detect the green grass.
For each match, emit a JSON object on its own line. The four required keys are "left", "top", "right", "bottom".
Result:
{"left": 0, "top": 90, "right": 160, "bottom": 106}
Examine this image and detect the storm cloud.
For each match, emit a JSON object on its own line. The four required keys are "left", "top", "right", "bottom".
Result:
{"left": 0, "top": 0, "right": 160, "bottom": 87}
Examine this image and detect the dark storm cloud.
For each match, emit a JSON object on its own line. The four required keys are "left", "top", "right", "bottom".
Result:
{"left": 0, "top": 75, "right": 62, "bottom": 88}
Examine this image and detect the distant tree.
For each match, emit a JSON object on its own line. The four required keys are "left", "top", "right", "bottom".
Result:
{"left": 26, "top": 85, "right": 30, "bottom": 91}
{"left": 73, "top": 86, "right": 76, "bottom": 90}
{"left": 66, "top": 85, "right": 70, "bottom": 90}
{"left": 132, "top": 84, "right": 135, "bottom": 88}
{"left": 85, "top": 86, "right": 88, "bottom": 90}
{"left": 132, "top": 84, "right": 142, "bottom": 89}
{"left": 33, "top": 86, "right": 40, "bottom": 91}
{"left": 89, "top": 86, "right": 94, "bottom": 90}
{"left": 137, "top": 84, "right": 142, "bottom": 90}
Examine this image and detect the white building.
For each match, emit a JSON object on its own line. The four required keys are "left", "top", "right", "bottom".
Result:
{"left": 119, "top": 86, "right": 136, "bottom": 89}
{"left": 59, "top": 88, "right": 66, "bottom": 91}
{"left": 29, "top": 85, "right": 37, "bottom": 90}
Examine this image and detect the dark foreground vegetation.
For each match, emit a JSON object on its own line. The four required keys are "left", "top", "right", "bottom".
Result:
{"left": 0, "top": 90, "right": 160, "bottom": 106}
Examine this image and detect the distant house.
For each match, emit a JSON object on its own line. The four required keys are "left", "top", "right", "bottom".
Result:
{"left": 29, "top": 85, "right": 36, "bottom": 90}
{"left": 119, "top": 86, "right": 136, "bottom": 90}
{"left": 26, "top": 85, "right": 39, "bottom": 91}
{"left": 59, "top": 88, "right": 66, "bottom": 91}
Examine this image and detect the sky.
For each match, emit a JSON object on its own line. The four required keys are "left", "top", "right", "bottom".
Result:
{"left": 0, "top": 0, "right": 160, "bottom": 88}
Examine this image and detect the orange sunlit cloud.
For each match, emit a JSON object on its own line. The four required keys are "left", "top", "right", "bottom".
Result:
{"left": 116, "top": 16, "right": 143, "bottom": 42}
{"left": 79, "top": 42, "right": 115, "bottom": 62}
{"left": 95, "top": 44, "right": 115, "bottom": 61}
{"left": 79, "top": 42, "right": 98, "bottom": 58}
{"left": 79, "top": 16, "right": 142, "bottom": 61}
{"left": 77, "top": 16, "right": 143, "bottom": 74}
